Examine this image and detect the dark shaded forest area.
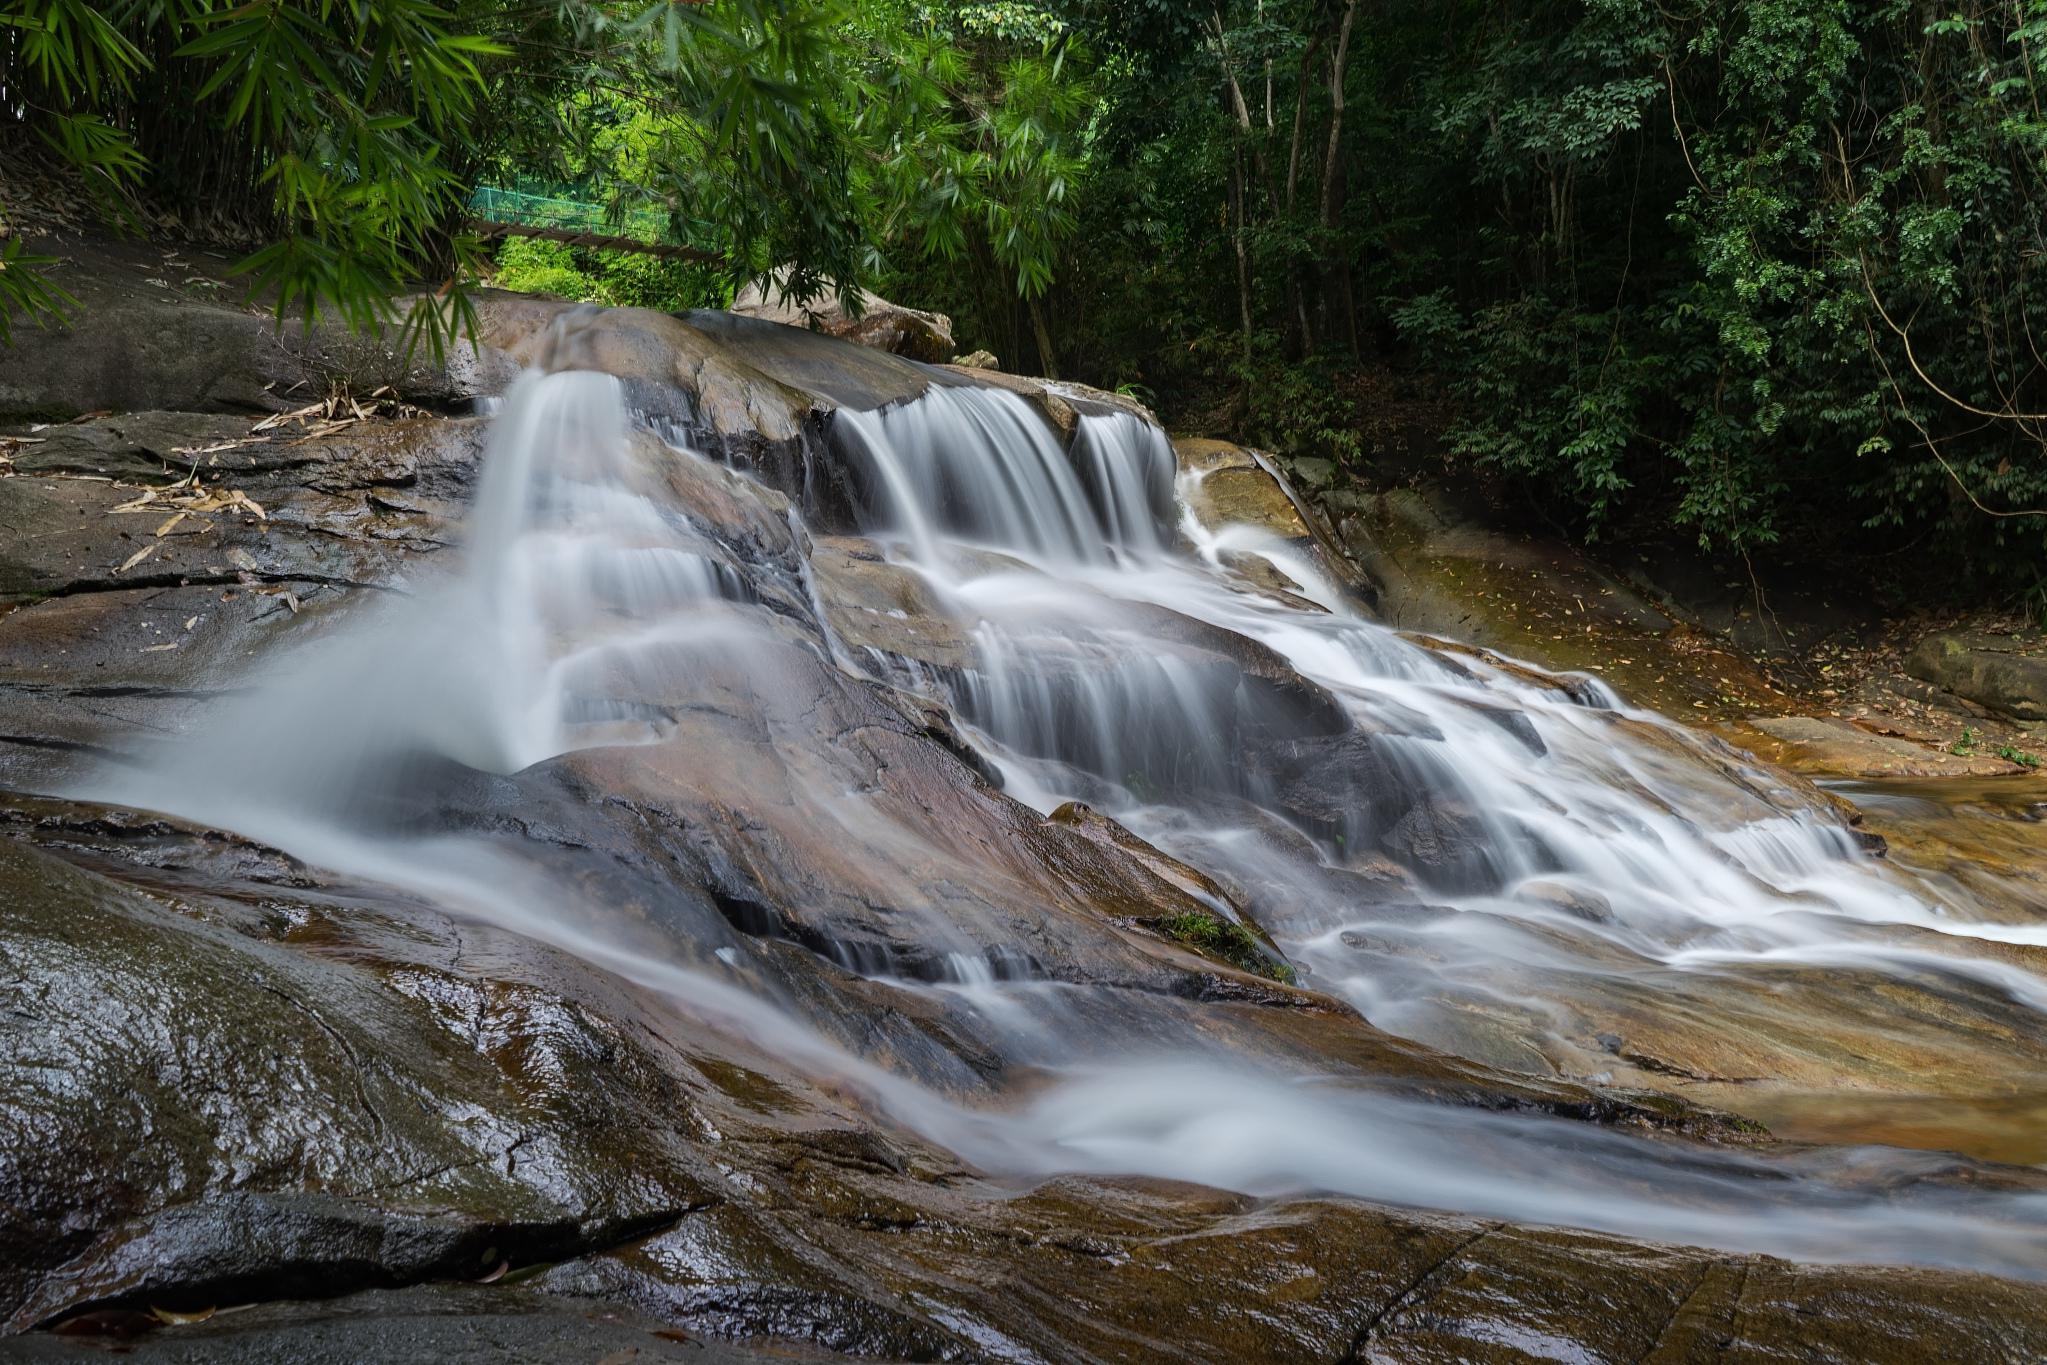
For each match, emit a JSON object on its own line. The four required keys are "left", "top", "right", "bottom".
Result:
{"left": 6, "top": 0, "right": 2047, "bottom": 608}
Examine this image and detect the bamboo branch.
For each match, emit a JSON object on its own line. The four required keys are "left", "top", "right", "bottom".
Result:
{"left": 468, "top": 219, "right": 720, "bottom": 263}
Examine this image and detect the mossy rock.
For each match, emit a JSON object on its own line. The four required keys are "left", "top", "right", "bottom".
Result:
{"left": 1906, "top": 628, "right": 2047, "bottom": 721}
{"left": 1148, "top": 910, "right": 1295, "bottom": 984}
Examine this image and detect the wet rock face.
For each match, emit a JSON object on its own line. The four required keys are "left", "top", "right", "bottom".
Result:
{"left": 807, "top": 536, "right": 980, "bottom": 670}
{"left": 3, "top": 304, "right": 2047, "bottom": 1359}
{"left": 0, "top": 838, "right": 717, "bottom": 1331}
{"left": 5, "top": 1284, "right": 774, "bottom": 1363}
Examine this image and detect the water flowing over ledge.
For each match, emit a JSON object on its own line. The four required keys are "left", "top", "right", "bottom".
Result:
{"left": 55, "top": 312, "right": 2047, "bottom": 1292}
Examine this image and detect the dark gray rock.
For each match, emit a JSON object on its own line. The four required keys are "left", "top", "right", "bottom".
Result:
{"left": 4, "top": 1284, "right": 780, "bottom": 1363}
{"left": 0, "top": 244, "right": 479, "bottom": 422}
{"left": 0, "top": 837, "right": 720, "bottom": 1331}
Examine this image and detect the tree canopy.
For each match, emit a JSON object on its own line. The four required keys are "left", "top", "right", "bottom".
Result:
{"left": 6, "top": 0, "right": 2047, "bottom": 606}
{"left": 0, "top": 0, "right": 1091, "bottom": 353}
{"left": 1043, "top": 0, "right": 2047, "bottom": 606}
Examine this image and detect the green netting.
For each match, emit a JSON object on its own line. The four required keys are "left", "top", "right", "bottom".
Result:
{"left": 468, "top": 184, "right": 669, "bottom": 242}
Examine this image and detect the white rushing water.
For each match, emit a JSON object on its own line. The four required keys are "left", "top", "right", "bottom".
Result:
{"left": 833, "top": 383, "right": 2047, "bottom": 1066}
{"left": 76, "top": 340, "right": 2047, "bottom": 1280}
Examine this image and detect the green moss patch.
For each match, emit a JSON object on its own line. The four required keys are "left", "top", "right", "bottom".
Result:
{"left": 1150, "top": 911, "right": 1296, "bottom": 985}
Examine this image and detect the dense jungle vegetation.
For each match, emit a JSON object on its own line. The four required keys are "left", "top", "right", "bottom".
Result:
{"left": 5, "top": 0, "right": 2047, "bottom": 605}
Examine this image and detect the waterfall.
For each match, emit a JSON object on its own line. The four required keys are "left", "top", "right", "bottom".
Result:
{"left": 73, "top": 318, "right": 2047, "bottom": 1282}
{"left": 1070, "top": 410, "right": 1176, "bottom": 556}
{"left": 831, "top": 385, "right": 1173, "bottom": 564}
{"left": 102, "top": 369, "right": 762, "bottom": 823}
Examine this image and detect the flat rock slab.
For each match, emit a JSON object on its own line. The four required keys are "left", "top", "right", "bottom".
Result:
{"left": 0, "top": 239, "right": 475, "bottom": 422}
{"left": 1738, "top": 715, "right": 2029, "bottom": 780}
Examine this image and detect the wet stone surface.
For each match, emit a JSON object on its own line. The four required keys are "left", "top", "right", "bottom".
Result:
{"left": 0, "top": 300, "right": 2043, "bottom": 1360}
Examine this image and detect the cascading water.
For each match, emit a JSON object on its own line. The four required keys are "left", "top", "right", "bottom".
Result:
{"left": 72, "top": 315, "right": 2047, "bottom": 1282}
{"left": 1069, "top": 409, "right": 1177, "bottom": 556}
{"left": 831, "top": 384, "right": 1177, "bottom": 566}
{"left": 102, "top": 369, "right": 770, "bottom": 846}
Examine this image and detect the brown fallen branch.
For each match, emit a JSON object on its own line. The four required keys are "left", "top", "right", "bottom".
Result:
{"left": 466, "top": 218, "right": 722, "bottom": 264}
{"left": 1866, "top": 321, "right": 2047, "bottom": 520}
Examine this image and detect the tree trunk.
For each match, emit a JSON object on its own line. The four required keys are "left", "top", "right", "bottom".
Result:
{"left": 1260, "top": 0, "right": 1274, "bottom": 130}
{"left": 1284, "top": 36, "right": 1324, "bottom": 356}
{"left": 1210, "top": 9, "right": 1278, "bottom": 205}
{"left": 1319, "top": 0, "right": 1363, "bottom": 351}
{"left": 1320, "top": 0, "right": 1360, "bottom": 236}
{"left": 1027, "top": 294, "right": 1059, "bottom": 379}
{"left": 1232, "top": 151, "right": 1255, "bottom": 363}
{"left": 1284, "top": 37, "right": 1322, "bottom": 217}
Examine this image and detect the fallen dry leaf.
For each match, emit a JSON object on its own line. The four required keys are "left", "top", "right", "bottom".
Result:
{"left": 252, "top": 402, "right": 326, "bottom": 434}
{"left": 148, "top": 1305, "right": 215, "bottom": 1325}
{"left": 115, "top": 485, "right": 265, "bottom": 520}
{"left": 140, "top": 642, "right": 178, "bottom": 653}
{"left": 155, "top": 510, "right": 188, "bottom": 537}
{"left": 116, "top": 543, "right": 159, "bottom": 574}
{"left": 168, "top": 439, "right": 259, "bottom": 460}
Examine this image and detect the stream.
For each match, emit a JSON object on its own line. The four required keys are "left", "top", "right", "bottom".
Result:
{"left": 64, "top": 313, "right": 2047, "bottom": 1286}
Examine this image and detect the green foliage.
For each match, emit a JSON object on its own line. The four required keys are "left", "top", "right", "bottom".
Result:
{"left": 1, "top": 0, "right": 1087, "bottom": 350}
{"left": 8, "top": 0, "right": 2047, "bottom": 608}
{"left": 487, "top": 236, "right": 723, "bottom": 310}
{"left": 845, "top": 1, "right": 1099, "bottom": 366}
{"left": 1152, "top": 910, "right": 1295, "bottom": 984}
{"left": 490, "top": 239, "right": 609, "bottom": 305}
{"left": 1049, "top": 0, "right": 2047, "bottom": 603}
{"left": 3, "top": 0, "right": 507, "bottom": 350}
{"left": 1243, "top": 341, "right": 1363, "bottom": 464}
{"left": 0, "top": 237, "right": 75, "bottom": 344}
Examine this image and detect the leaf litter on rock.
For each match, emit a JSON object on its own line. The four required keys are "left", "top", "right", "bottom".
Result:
{"left": 112, "top": 483, "right": 266, "bottom": 520}
{"left": 254, "top": 386, "right": 424, "bottom": 444}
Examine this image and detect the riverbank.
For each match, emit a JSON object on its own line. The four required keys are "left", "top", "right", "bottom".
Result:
{"left": 1235, "top": 448, "right": 2047, "bottom": 785}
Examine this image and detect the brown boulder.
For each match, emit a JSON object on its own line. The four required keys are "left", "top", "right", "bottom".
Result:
{"left": 729, "top": 274, "right": 954, "bottom": 365}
